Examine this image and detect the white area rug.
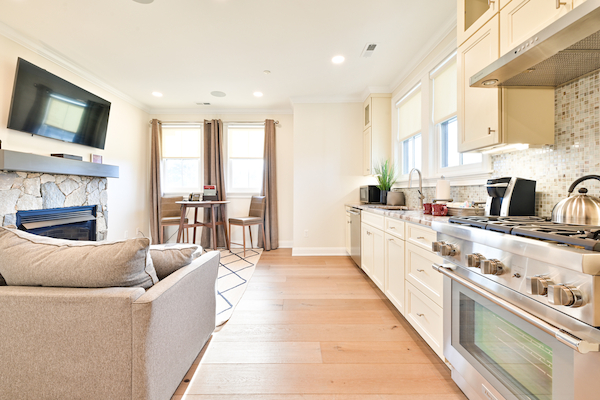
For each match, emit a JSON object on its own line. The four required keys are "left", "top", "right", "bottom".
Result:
{"left": 213, "top": 248, "right": 262, "bottom": 326}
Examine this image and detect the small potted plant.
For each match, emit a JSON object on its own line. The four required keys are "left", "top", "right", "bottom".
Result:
{"left": 374, "top": 160, "right": 397, "bottom": 204}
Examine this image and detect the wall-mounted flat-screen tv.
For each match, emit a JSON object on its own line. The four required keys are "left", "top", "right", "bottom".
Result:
{"left": 7, "top": 58, "right": 111, "bottom": 150}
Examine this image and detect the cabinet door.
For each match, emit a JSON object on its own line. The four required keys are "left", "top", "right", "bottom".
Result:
{"left": 458, "top": 0, "right": 499, "bottom": 46}
{"left": 364, "top": 97, "right": 372, "bottom": 130}
{"left": 573, "top": 0, "right": 586, "bottom": 7}
{"left": 458, "top": 14, "right": 502, "bottom": 153}
{"left": 371, "top": 228, "right": 385, "bottom": 291}
{"left": 363, "top": 127, "right": 372, "bottom": 176}
{"left": 361, "top": 224, "right": 373, "bottom": 276}
{"left": 500, "top": 0, "right": 572, "bottom": 56}
{"left": 345, "top": 213, "right": 351, "bottom": 256}
{"left": 405, "top": 243, "right": 444, "bottom": 307}
{"left": 385, "top": 234, "right": 405, "bottom": 314}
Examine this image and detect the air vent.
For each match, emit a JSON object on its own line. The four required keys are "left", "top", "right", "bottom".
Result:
{"left": 361, "top": 43, "right": 378, "bottom": 58}
{"left": 196, "top": 102, "right": 211, "bottom": 106}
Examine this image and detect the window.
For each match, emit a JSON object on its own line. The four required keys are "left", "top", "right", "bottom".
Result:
{"left": 439, "top": 117, "right": 481, "bottom": 168}
{"left": 226, "top": 124, "right": 264, "bottom": 194}
{"left": 402, "top": 134, "right": 422, "bottom": 174}
{"left": 161, "top": 125, "right": 202, "bottom": 193}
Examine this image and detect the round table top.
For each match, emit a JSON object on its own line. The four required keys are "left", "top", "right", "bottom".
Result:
{"left": 176, "top": 200, "right": 230, "bottom": 205}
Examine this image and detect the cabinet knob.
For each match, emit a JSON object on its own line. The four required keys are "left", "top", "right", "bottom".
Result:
{"left": 556, "top": 0, "right": 567, "bottom": 8}
{"left": 416, "top": 269, "right": 425, "bottom": 273}
{"left": 488, "top": 127, "right": 496, "bottom": 135}
{"left": 416, "top": 313, "right": 424, "bottom": 317}
{"left": 487, "top": 0, "right": 495, "bottom": 6}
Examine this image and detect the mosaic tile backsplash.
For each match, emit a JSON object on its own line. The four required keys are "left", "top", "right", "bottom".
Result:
{"left": 397, "top": 71, "right": 600, "bottom": 217}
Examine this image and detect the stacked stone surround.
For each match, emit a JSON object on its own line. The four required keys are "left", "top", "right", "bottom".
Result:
{"left": 0, "top": 171, "right": 108, "bottom": 240}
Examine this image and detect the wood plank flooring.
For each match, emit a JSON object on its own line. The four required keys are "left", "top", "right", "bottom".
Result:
{"left": 172, "top": 249, "right": 466, "bottom": 400}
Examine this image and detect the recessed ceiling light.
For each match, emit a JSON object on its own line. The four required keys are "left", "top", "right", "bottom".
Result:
{"left": 133, "top": 0, "right": 154, "bottom": 4}
{"left": 332, "top": 55, "right": 345, "bottom": 64}
{"left": 253, "top": 92, "right": 263, "bottom": 97}
{"left": 211, "top": 91, "right": 226, "bottom": 97}
{"left": 152, "top": 91, "right": 163, "bottom": 97}
{"left": 263, "top": 70, "right": 271, "bottom": 75}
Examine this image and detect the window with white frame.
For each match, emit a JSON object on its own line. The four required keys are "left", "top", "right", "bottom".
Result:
{"left": 431, "top": 55, "right": 482, "bottom": 171}
{"left": 161, "top": 125, "right": 202, "bottom": 193}
{"left": 226, "top": 124, "right": 264, "bottom": 194}
{"left": 397, "top": 86, "right": 422, "bottom": 175}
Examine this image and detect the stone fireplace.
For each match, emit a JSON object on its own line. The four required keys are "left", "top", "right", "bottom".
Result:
{"left": 0, "top": 171, "right": 108, "bottom": 240}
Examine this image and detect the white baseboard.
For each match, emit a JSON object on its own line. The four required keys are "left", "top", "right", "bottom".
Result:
{"left": 292, "top": 247, "right": 349, "bottom": 256}
{"left": 278, "top": 240, "right": 293, "bottom": 248}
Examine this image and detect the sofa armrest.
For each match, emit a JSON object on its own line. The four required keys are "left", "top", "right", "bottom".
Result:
{"left": 0, "top": 286, "right": 145, "bottom": 400}
{"left": 131, "top": 251, "right": 220, "bottom": 400}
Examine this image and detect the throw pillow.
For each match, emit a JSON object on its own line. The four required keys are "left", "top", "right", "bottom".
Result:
{"left": 150, "top": 243, "right": 202, "bottom": 280}
{"left": 0, "top": 226, "right": 158, "bottom": 289}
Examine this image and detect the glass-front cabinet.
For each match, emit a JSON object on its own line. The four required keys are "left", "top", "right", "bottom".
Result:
{"left": 450, "top": 282, "right": 574, "bottom": 400}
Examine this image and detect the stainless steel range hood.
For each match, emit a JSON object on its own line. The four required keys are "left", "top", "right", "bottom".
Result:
{"left": 471, "top": 0, "right": 600, "bottom": 88}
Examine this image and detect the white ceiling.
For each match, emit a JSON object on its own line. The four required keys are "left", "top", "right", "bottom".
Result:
{"left": 0, "top": 0, "right": 456, "bottom": 113}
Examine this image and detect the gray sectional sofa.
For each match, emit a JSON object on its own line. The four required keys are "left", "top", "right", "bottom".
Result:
{"left": 0, "top": 250, "right": 220, "bottom": 400}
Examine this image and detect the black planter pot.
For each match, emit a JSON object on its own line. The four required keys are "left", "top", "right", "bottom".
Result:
{"left": 380, "top": 190, "right": 388, "bottom": 205}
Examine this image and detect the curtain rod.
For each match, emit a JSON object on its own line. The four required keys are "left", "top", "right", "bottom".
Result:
{"left": 149, "top": 120, "right": 279, "bottom": 125}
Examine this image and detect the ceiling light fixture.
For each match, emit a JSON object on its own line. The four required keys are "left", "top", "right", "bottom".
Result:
{"left": 133, "top": 0, "right": 154, "bottom": 4}
{"left": 152, "top": 91, "right": 163, "bottom": 97}
{"left": 482, "top": 79, "right": 498, "bottom": 86}
{"left": 211, "top": 91, "right": 226, "bottom": 97}
{"left": 332, "top": 55, "right": 345, "bottom": 64}
{"left": 263, "top": 70, "right": 271, "bottom": 75}
{"left": 253, "top": 92, "right": 263, "bottom": 97}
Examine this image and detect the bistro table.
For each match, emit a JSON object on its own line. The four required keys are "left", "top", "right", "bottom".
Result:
{"left": 175, "top": 201, "right": 230, "bottom": 249}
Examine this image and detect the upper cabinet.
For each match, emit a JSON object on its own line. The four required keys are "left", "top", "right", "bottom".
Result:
{"left": 500, "top": 0, "right": 572, "bottom": 56}
{"left": 458, "top": 0, "right": 499, "bottom": 46}
{"left": 457, "top": 13, "right": 555, "bottom": 152}
{"left": 363, "top": 94, "right": 391, "bottom": 176}
{"left": 574, "top": 0, "right": 587, "bottom": 7}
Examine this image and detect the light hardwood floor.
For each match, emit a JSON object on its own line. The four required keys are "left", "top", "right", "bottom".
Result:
{"left": 172, "top": 249, "right": 466, "bottom": 400}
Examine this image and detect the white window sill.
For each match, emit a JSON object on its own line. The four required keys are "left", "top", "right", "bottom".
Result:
{"left": 395, "top": 170, "right": 493, "bottom": 188}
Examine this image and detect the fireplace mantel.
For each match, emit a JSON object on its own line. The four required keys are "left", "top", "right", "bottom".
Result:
{"left": 0, "top": 150, "right": 119, "bottom": 178}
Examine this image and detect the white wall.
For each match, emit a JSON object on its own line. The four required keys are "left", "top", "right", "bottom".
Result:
{"left": 292, "top": 102, "right": 373, "bottom": 255}
{"left": 150, "top": 112, "right": 294, "bottom": 248}
{"left": 0, "top": 34, "right": 151, "bottom": 241}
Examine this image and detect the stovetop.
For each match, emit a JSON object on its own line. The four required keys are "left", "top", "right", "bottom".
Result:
{"left": 449, "top": 216, "right": 600, "bottom": 251}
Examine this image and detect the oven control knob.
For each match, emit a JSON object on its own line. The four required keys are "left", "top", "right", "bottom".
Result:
{"left": 480, "top": 259, "right": 504, "bottom": 275}
{"left": 440, "top": 244, "right": 458, "bottom": 256}
{"left": 431, "top": 241, "right": 445, "bottom": 253}
{"left": 548, "top": 284, "right": 584, "bottom": 308}
{"left": 467, "top": 253, "right": 486, "bottom": 268}
{"left": 526, "top": 276, "right": 555, "bottom": 296}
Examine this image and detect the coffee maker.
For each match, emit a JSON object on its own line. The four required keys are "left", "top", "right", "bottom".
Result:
{"left": 485, "top": 177, "right": 536, "bottom": 216}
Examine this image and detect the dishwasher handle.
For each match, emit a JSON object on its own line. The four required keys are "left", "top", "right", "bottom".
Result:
{"left": 432, "top": 263, "right": 600, "bottom": 354}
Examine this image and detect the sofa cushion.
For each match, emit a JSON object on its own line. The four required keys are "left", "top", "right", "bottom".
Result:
{"left": 149, "top": 243, "right": 202, "bottom": 280}
{"left": 0, "top": 226, "right": 158, "bottom": 289}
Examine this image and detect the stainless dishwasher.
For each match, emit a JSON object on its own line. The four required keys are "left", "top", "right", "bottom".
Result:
{"left": 347, "top": 207, "right": 361, "bottom": 267}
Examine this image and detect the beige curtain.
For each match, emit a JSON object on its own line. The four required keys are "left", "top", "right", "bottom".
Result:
{"left": 259, "top": 119, "right": 278, "bottom": 250}
{"left": 201, "top": 119, "right": 227, "bottom": 249}
{"left": 150, "top": 119, "right": 162, "bottom": 244}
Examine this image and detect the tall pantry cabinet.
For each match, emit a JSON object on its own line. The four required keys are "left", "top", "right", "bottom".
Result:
{"left": 363, "top": 94, "right": 391, "bottom": 176}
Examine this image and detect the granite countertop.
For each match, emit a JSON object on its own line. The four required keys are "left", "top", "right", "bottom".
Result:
{"left": 346, "top": 203, "right": 450, "bottom": 227}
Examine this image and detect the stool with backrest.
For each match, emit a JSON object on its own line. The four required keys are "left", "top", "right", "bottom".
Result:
{"left": 228, "top": 196, "right": 266, "bottom": 257}
{"left": 160, "top": 196, "right": 189, "bottom": 244}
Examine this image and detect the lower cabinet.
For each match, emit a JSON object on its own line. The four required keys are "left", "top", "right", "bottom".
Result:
{"left": 385, "top": 233, "right": 405, "bottom": 314}
{"left": 405, "top": 281, "right": 444, "bottom": 360}
{"left": 361, "top": 222, "right": 385, "bottom": 291}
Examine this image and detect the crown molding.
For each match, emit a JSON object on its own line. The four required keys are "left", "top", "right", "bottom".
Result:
{"left": 389, "top": 17, "right": 458, "bottom": 93}
{"left": 360, "top": 86, "right": 393, "bottom": 102}
{"left": 149, "top": 107, "right": 294, "bottom": 115}
{"left": 0, "top": 21, "right": 150, "bottom": 113}
{"left": 290, "top": 95, "right": 363, "bottom": 104}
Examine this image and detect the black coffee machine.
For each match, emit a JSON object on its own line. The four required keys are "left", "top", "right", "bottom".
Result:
{"left": 485, "top": 177, "right": 536, "bottom": 216}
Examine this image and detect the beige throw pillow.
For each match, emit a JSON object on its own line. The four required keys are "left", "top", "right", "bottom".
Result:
{"left": 0, "top": 226, "right": 158, "bottom": 289}
{"left": 150, "top": 243, "right": 202, "bottom": 280}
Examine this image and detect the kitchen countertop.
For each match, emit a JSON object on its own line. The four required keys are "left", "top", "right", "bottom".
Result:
{"left": 346, "top": 204, "right": 450, "bottom": 227}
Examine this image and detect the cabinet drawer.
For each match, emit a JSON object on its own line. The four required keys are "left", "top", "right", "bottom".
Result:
{"left": 362, "top": 211, "right": 384, "bottom": 230}
{"left": 405, "top": 242, "right": 443, "bottom": 307}
{"left": 405, "top": 281, "right": 444, "bottom": 360}
{"left": 406, "top": 223, "right": 436, "bottom": 251}
{"left": 385, "top": 218, "right": 405, "bottom": 240}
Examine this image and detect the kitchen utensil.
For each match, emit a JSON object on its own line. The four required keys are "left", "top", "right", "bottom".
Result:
{"left": 386, "top": 191, "right": 405, "bottom": 206}
{"left": 552, "top": 175, "right": 600, "bottom": 225}
{"left": 423, "top": 203, "right": 433, "bottom": 214}
{"left": 432, "top": 203, "right": 448, "bottom": 216}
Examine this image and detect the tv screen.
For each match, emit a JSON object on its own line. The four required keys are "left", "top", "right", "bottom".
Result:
{"left": 7, "top": 58, "right": 111, "bottom": 150}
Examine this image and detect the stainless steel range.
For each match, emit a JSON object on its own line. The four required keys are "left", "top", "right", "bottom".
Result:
{"left": 431, "top": 216, "right": 600, "bottom": 400}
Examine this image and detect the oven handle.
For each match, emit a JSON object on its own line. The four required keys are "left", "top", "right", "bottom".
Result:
{"left": 432, "top": 263, "right": 600, "bottom": 354}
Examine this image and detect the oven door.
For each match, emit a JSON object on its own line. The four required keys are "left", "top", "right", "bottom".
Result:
{"left": 448, "top": 279, "right": 575, "bottom": 400}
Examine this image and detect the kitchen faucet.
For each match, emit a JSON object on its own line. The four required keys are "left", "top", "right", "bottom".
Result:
{"left": 409, "top": 168, "right": 425, "bottom": 210}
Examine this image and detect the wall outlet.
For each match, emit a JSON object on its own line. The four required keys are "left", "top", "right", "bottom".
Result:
{"left": 304, "top": 230, "right": 308, "bottom": 238}
{"left": 124, "top": 231, "right": 128, "bottom": 239}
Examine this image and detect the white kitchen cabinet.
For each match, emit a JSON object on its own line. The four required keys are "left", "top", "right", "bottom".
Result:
{"left": 574, "top": 0, "right": 587, "bottom": 7}
{"left": 361, "top": 222, "right": 385, "bottom": 290}
{"left": 405, "top": 281, "right": 444, "bottom": 360}
{"left": 500, "top": 0, "right": 572, "bottom": 56}
{"left": 457, "top": 15, "right": 554, "bottom": 153}
{"left": 385, "top": 233, "right": 405, "bottom": 314}
{"left": 457, "top": 0, "right": 499, "bottom": 46}
{"left": 363, "top": 94, "right": 391, "bottom": 176}
{"left": 405, "top": 242, "right": 444, "bottom": 307}
{"left": 361, "top": 224, "right": 373, "bottom": 276}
